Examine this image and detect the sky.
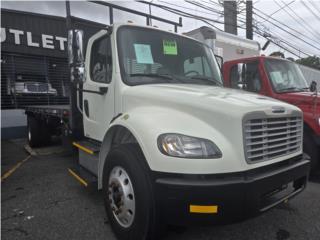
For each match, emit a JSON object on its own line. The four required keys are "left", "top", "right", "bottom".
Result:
{"left": 2, "top": 0, "right": 320, "bottom": 60}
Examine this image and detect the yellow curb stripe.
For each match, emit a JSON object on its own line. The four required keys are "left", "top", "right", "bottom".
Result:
{"left": 190, "top": 205, "right": 218, "bottom": 214}
{"left": 72, "top": 142, "right": 94, "bottom": 155}
{"left": 1, "top": 155, "right": 31, "bottom": 182}
{"left": 68, "top": 168, "right": 88, "bottom": 187}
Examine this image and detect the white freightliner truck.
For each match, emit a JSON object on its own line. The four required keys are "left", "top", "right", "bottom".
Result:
{"left": 25, "top": 2, "right": 310, "bottom": 240}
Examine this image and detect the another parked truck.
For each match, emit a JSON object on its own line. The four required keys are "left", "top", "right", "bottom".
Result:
{"left": 25, "top": 3, "right": 310, "bottom": 240}
{"left": 223, "top": 56, "right": 319, "bottom": 174}
{"left": 186, "top": 26, "right": 319, "bottom": 174}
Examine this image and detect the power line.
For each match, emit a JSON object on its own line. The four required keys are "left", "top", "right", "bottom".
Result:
{"left": 138, "top": 0, "right": 315, "bottom": 58}
{"left": 273, "top": 0, "right": 320, "bottom": 43}
{"left": 188, "top": 0, "right": 316, "bottom": 57}
{"left": 261, "top": 30, "right": 312, "bottom": 57}
{"left": 253, "top": 29, "right": 309, "bottom": 58}
{"left": 263, "top": 26, "right": 314, "bottom": 56}
{"left": 200, "top": 0, "right": 247, "bottom": 22}
{"left": 137, "top": 1, "right": 224, "bottom": 30}
{"left": 158, "top": 0, "right": 222, "bottom": 18}
{"left": 254, "top": 4, "right": 320, "bottom": 44}
{"left": 280, "top": 0, "right": 320, "bottom": 38}
{"left": 308, "top": 0, "right": 320, "bottom": 15}
{"left": 300, "top": 1, "right": 320, "bottom": 22}
{"left": 257, "top": 0, "right": 295, "bottom": 24}
{"left": 253, "top": 7, "right": 320, "bottom": 52}
{"left": 185, "top": 0, "right": 223, "bottom": 15}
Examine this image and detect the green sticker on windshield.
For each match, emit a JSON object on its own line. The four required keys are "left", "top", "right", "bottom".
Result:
{"left": 163, "top": 40, "right": 177, "bottom": 55}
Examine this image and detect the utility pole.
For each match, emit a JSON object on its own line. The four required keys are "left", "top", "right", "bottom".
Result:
{"left": 246, "top": 0, "right": 253, "bottom": 39}
{"left": 224, "top": 1, "right": 238, "bottom": 35}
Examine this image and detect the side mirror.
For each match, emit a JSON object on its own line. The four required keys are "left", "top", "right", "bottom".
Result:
{"left": 310, "top": 80, "right": 317, "bottom": 92}
{"left": 74, "top": 29, "right": 84, "bottom": 63}
{"left": 68, "top": 29, "right": 85, "bottom": 83}
{"left": 67, "top": 30, "right": 74, "bottom": 65}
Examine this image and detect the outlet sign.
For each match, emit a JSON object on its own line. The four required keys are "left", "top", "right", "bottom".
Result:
{"left": 0, "top": 27, "right": 67, "bottom": 51}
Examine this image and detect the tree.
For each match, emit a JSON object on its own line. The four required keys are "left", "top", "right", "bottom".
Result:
{"left": 296, "top": 56, "right": 320, "bottom": 70}
{"left": 269, "top": 51, "right": 285, "bottom": 58}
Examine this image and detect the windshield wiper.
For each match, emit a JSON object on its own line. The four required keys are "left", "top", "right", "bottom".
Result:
{"left": 279, "top": 87, "right": 307, "bottom": 92}
{"left": 129, "top": 73, "right": 173, "bottom": 80}
{"left": 189, "top": 76, "right": 223, "bottom": 86}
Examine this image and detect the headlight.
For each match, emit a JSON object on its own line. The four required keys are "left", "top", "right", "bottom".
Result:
{"left": 158, "top": 133, "right": 222, "bottom": 159}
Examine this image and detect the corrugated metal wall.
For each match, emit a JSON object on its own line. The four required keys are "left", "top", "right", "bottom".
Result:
{"left": 1, "top": 53, "right": 69, "bottom": 109}
{"left": 1, "top": 9, "right": 106, "bottom": 110}
{"left": 299, "top": 64, "right": 320, "bottom": 86}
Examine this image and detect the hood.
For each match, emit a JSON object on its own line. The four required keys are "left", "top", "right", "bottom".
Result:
{"left": 277, "top": 91, "right": 320, "bottom": 115}
{"left": 122, "top": 84, "right": 299, "bottom": 117}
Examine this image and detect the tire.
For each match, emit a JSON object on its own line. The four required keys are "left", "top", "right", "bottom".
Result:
{"left": 304, "top": 132, "right": 319, "bottom": 174}
{"left": 27, "top": 115, "right": 42, "bottom": 148}
{"left": 103, "top": 144, "right": 160, "bottom": 240}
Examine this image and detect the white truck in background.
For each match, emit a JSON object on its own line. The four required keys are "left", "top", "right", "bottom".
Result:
{"left": 25, "top": 2, "right": 310, "bottom": 240}
{"left": 185, "top": 26, "right": 261, "bottom": 62}
{"left": 186, "top": 26, "right": 319, "bottom": 86}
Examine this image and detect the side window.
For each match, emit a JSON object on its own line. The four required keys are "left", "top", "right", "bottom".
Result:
{"left": 229, "top": 62, "right": 262, "bottom": 93}
{"left": 90, "top": 36, "right": 112, "bottom": 83}
{"left": 245, "top": 62, "right": 262, "bottom": 93}
{"left": 183, "top": 56, "right": 212, "bottom": 77}
{"left": 230, "top": 64, "right": 242, "bottom": 89}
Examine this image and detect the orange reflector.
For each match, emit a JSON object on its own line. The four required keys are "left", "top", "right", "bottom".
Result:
{"left": 189, "top": 205, "right": 218, "bottom": 214}
{"left": 72, "top": 142, "right": 94, "bottom": 155}
{"left": 68, "top": 168, "right": 88, "bottom": 187}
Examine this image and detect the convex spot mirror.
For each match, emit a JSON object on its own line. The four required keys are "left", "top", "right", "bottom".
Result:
{"left": 310, "top": 80, "right": 317, "bottom": 92}
{"left": 68, "top": 29, "right": 85, "bottom": 83}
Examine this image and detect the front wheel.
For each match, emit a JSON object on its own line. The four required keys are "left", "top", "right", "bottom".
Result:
{"left": 103, "top": 144, "right": 160, "bottom": 240}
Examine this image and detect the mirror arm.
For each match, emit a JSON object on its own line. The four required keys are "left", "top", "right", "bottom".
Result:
{"left": 76, "top": 83, "right": 83, "bottom": 115}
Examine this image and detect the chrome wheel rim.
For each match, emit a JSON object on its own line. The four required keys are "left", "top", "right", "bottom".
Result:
{"left": 108, "top": 166, "right": 135, "bottom": 228}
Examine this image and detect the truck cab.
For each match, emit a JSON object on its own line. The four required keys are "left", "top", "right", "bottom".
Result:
{"left": 26, "top": 20, "right": 310, "bottom": 240}
{"left": 223, "top": 56, "right": 320, "bottom": 173}
{"left": 73, "top": 24, "right": 309, "bottom": 238}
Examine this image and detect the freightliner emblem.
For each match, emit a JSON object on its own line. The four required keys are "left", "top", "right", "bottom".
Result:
{"left": 271, "top": 106, "right": 286, "bottom": 113}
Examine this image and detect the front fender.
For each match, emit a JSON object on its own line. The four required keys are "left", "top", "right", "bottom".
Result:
{"left": 98, "top": 106, "right": 248, "bottom": 190}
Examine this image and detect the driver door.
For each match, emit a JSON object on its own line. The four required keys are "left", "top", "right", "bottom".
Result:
{"left": 83, "top": 31, "right": 114, "bottom": 141}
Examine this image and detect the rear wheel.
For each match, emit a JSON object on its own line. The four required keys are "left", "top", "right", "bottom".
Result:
{"left": 27, "top": 115, "right": 51, "bottom": 147}
{"left": 304, "top": 132, "right": 319, "bottom": 175}
{"left": 103, "top": 144, "right": 160, "bottom": 240}
{"left": 27, "top": 115, "right": 42, "bottom": 148}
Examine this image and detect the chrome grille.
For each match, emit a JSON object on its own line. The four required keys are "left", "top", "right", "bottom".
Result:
{"left": 38, "top": 84, "right": 49, "bottom": 92}
{"left": 26, "top": 83, "right": 48, "bottom": 92}
{"left": 244, "top": 116, "right": 303, "bottom": 163}
{"left": 26, "top": 84, "right": 38, "bottom": 92}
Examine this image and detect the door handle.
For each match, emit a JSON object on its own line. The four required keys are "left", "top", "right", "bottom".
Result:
{"left": 84, "top": 99, "right": 89, "bottom": 117}
{"left": 99, "top": 87, "right": 108, "bottom": 94}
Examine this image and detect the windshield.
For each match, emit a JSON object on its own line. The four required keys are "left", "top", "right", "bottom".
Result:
{"left": 117, "top": 26, "right": 222, "bottom": 86}
{"left": 264, "top": 58, "right": 309, "bottom": 93}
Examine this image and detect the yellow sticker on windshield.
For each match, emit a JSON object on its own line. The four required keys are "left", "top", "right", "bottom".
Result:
{"left": 163, "top": 40, "right": 177, "bottom": 55}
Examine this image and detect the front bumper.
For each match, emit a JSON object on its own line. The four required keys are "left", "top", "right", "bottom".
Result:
{"left": 153, "top": 154, "right": 309, "bottom": 226}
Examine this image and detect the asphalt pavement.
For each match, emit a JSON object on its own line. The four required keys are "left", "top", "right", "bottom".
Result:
{"left": 1, "top": 139, "right": 320, "bottom": 240}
